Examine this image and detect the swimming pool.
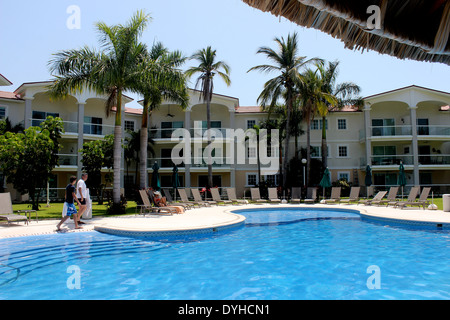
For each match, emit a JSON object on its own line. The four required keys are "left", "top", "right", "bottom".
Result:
{"left": 1, "top": 207, "right": 450, "bottom": 300}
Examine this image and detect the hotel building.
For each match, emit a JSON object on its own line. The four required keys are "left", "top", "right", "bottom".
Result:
{"left": 1, "top": 73, "right": 449, "bottom": 200}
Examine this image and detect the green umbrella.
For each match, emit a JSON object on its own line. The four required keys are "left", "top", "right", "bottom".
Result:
{"left": 151, "top": 161, "right": 161, "bottom": 191}
{"left": 398, "top": 162, "right": 407, "bottom": 200}
{"left": 320, "top": 168, "right": 332, "bottom": 199}
{"left": 172, "top": 165, "right": 180, "bottom": 201}
{"left": 365, "top": 165, "right": 372, "bottom": 199}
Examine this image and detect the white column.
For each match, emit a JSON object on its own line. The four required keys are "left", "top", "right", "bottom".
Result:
{"left": 364, "top": 104, "right": 372, "bottom": 166}
{"left": 229, "top": 109, "right": 236, "bottom": 188}
{"left": 410, "top": 105, "right": 420, "bottom": 185}
{"left": 77, "top": 102, "right": 86, "bottom": 178}
{"left": 24, "top": 96, "right": 34, "bottom": 129}
{"left": 184, "top": 109, "right": 191, "bottom": 188}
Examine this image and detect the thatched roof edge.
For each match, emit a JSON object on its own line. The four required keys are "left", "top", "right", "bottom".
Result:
{"left": 242, "top": 0, "right": 450, "bottom": 66}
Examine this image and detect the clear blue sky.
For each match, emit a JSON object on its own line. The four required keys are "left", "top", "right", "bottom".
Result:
{"left": 1, "top": 0, "right": 449, "bottom": 108}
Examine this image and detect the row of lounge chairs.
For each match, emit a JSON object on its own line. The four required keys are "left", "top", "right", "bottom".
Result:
{"left": 286, "top": 185, "right": 431, "bottom": 210}
{"left": 362, "top": 186, "right": 431, "bottom": 210}
{"left": 138, "top": 185, "right": 432, "bottom": 213}
{"left": 137, "top": 187, "right": 249, "bottom": 216}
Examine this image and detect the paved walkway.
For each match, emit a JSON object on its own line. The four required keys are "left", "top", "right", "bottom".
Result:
{"left": 1, "top": 203, "right": 449, "bottom": 239}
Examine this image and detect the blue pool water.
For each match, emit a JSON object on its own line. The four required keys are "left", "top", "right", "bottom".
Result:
{"left": 1, "top": 207, "right": 450, "bottom": 300}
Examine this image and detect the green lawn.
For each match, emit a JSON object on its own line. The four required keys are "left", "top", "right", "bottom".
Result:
{"left": 12, "top": 201, "right": 139, "bottom": 221}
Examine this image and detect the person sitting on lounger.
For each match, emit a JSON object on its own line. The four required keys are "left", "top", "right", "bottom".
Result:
{"left": 153, "top": 191, "right": 184, "bottom": 214}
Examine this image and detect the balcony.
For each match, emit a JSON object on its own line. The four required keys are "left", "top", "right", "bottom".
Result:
{"left": 361, "top": 154, "right": 450, "bottom": 169}
{"left": 148, "top": 157, "right": 233, "bottom": 169}
{"left": 418, "top": 155, "right": 450, "bottom": 166}
{"left": 363, "top": 125, "right": 450, "bottom": 141}
{"left": 149, "top": 128, "right": 231, "bottom": 141}
{"left": 417, "top": 126, "right": 450, "bottom": 138}
{"left": 83, "top": 123, "right": 115, "bottom": 137}
{"left": 371, "top": 125, "right": 412, "bottom": 137}
{"left": 57, "top": 154, "right": 78, "bottom": 167}
{"left": 31, "top": 119, "right": 115, "bottom": 137}
{"left": 371, "top": 155, "right": 414, "bottom": 166}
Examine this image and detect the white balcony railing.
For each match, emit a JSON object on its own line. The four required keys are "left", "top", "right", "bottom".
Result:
{"left": 30, "top": 119, "right": 115, "bottom": 136}
{"left": 371, "top": 155, "right": 414, "bottom": 166}
{"left": 367, "top": 125, "right": 450, "bottom": 138}
{"left": 371, "top": 126, "right": 412, "bottom": 137}
{"left": 57, "top": 154, "right": 78, "bottom": 166}
{"left": 149, "top": 128, "right": 231, "bottom": 140}
{"left": 148, "top": 157, "right": 233, "bottom": 168}
{"left": 417, "top": 126, "right": 450, "bottom": 136}
{"left": 418, "top": 154, "right": 450, "bottom": 165}
{"left": 361, "top": 154, "right": 450, "bottom": 167}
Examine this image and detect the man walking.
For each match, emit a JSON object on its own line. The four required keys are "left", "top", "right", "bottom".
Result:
{"left": 76, "top": 173, "right": 88, "bottom": 225}
{"left": 57, "top": 176, "right": 82, "bottom": 231}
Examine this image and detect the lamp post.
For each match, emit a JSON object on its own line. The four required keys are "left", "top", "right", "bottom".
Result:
{"left": 302, "top": 158, "right": 307, "bottom": 187}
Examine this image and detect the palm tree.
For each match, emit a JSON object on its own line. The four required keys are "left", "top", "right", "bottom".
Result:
{"left": 248, "top": 32, "right": 319, "bottom": 191}
{"left": 185, "top": 46, "right": 231, "bottom": 188}
{"left": 124, "top": 129, "right": 155, "bottom": 187}
{"left": 296, "top": 67, "right": 337, "bottom": 186}
{"left": 318, "top": 60, "right": 364, "bottom": 168}
{"left": 48, "top": 10, "right": 150, "bottom": 205}
{"left": 136, "top": 42, "right": 189, "bottom": 189}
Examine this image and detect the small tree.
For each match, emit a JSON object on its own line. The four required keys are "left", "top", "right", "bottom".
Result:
{"left": 0, "top": 117, "right": 64, "bottom": 210}
{"left": 80, "top": 135, "right": 114, "bottom": 204}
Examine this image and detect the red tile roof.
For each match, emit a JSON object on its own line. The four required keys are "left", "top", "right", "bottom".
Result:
{"left": 124, "top": 107, "right": 143, "bottom": 115}
{"left": 235, "top": 106, "right": 264, "bottom": 113}
{"left": 0, "top": 91, "right": 22, "bottom": 100}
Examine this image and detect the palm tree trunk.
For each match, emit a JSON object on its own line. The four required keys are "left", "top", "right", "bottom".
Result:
{"left": 294, "top": 134, "right": 298, "bottom": 159}
{"left": 140, "top": 128, "right": 148, "bottom": 189}
{"left": 206, "top": 86, "right": 213, "bottom": 189}
{"left": 113, "top": 91, "right": 123, "bottom": 204}
{"left": 256, "top": 132, "right": 261, "bottom": 186}
{"left": 282, "top": 89, "right": 293, "bottom": 191}
{"left": 140, "top": 101, "right": 149, "bottom": 189}
{"left": 306, "top": 111, "right": 312, "bottom": 187}
{"left": 321, "top": 116, "right": 328, "bottom": 169}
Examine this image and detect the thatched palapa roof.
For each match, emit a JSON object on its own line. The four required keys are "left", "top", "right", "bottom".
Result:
{"left": 242, "top": 0, "right": 450, "bottom": 65}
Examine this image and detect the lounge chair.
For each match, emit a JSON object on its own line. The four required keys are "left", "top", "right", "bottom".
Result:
{"left": 226, "top": 188, "right": 247, "bottom": 205}
{"left": 376, "top": 186, "right": 399, "bottom": 206}
{"left": 178, "top": 189, "right": 202, "bottom": 207}
{"left": 290, "top": 187, "right": 301, "bottom": 204}
{"left": 250, "top": 188, "right": 268, "bottom": 203}
{"left": 210, "top": 188, "right": 232, "bottom": 205}
{"left": 324, "top": 187, "right": 341, "bottom": 204}
{"left": 304, "top": 187, "right": 317, "bottom": 204}
{"left": 191, "top": 188, "right": 216, "bottom": 206}
{"left": 162, "top": 188, "right": 193, "bottom": 210}
{"left": 391, "top": 186, "right": 420, "bottom": 208}
{"left": 340, "top": 187, "right": 361, "bottom": 204}
{"left": 358, "top": 191, "right": 387, "bottom": 205}
{"left": 139, "top": 190, "right": 176, "bottom": 215}
{"left": 267, "top": 188, "right": 281, "bottom": 204}
{"left": 148, "top": 190, "right": 183, "bottom": 214}
{"left": 396, "top": 187, "right": 430, "bottom": 210}
{"left": 0, "top": 193, "right": 29, "bottom": 226}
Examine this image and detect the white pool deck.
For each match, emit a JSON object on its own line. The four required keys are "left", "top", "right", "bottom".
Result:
{"left": 1, "top": 203, "right": 450, "bottom": 239}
